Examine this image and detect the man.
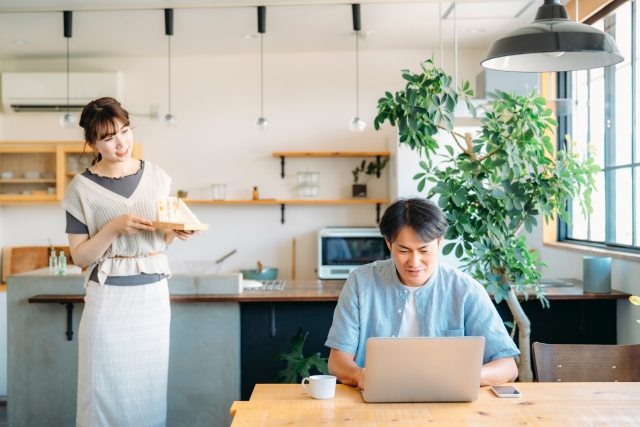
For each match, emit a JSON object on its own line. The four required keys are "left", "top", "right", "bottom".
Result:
{"left": 325, "top": 198, "right": 519, "bottom": 389}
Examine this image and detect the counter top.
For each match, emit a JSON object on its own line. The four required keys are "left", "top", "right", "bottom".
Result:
{"left": 25, "top": 278, "right": 631, "bottom": 304}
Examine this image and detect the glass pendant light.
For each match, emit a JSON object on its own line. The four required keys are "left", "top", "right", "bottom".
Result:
{"left": 255, "top": 6, "right": 269, "bottom": 131}
{"left": 163, "top": 9, "right": 177, "bottom": 128}
{"left": 481, "top": 0, "right": 623, "bottom": 72}
{"left": 59, "top": 11, "right": 76, "bottom": 129}
{"left": 349, "top": 4, "right": 365, "bottom": 132}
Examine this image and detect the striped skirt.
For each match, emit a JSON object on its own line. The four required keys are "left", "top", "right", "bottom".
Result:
{"left": 76, "top": 279, "right": 171, "bottom": 427}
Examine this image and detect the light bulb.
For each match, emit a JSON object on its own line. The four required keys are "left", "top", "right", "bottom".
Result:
{"left": 59, "top": 113, "right": 77, "bottom": 128}
{"left": 163, "top": 114, "right": 177, "bottom": 128}
{"left": 255, "top": 117, "right": 270, "bottom": 131}
{"left": 542, "top": 51, "right": 565, "bottom": 57}
{"left": 349, "top": 117, "right": 366, "bottom": 132}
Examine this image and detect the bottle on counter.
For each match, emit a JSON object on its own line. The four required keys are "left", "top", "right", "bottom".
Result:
{"left": 49, "top": 249, "right": 58, "bottom": 275}
{"left": 58, "top": 251, "right": 67, "bottom": 276}
{"left": 252, "top": 186, "right": 259, "bottom": 200}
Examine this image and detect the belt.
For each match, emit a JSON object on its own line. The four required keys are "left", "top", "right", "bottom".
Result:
{"left": 109, "top": 252, "right": 161, "bottom": 259}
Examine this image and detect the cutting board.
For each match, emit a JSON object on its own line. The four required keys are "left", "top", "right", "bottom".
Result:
{"left": 151, "top": 221, "right": 209, "bottom": 231}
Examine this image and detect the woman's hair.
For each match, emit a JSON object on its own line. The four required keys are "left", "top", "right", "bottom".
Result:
{"left": 378, "top": 198, "right": 448, "bottom": 245}
{"left": 79, "top": 97, "right": 130, "bottom": 165}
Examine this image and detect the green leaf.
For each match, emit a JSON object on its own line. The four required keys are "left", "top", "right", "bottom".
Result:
{"left": 417, "top": 178, "right": 426, "bottom": 192}
{"left": 408, "top": 115, "right": 417, "bottom": 131}
{"left": 442, "top": 242, "right": 456, "bottom": 255}
{"left": 413, "top": 173, "right": 426, "bottom": 179}
{"left": 492, "top": 189, "right": 506, "bottom": 199}
{"left": 274, "top": 328, "right": 329, "bottom": 384}
{"left": 545, "top": 117, "right": 558, "bottom": 126}
{"left": 445, "top": 145, "right": 455, "bottom": 157}
{"left": 455, "top": 243, "right": 463, "bottom": 258}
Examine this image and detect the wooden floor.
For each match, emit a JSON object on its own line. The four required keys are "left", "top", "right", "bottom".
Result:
{"left": 230, "top": 383, "right": 640, "bottom": 426}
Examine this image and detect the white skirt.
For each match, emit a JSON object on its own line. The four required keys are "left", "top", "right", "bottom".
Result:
{"left": 76, "top": 279, "right": 171, "bottom": 427}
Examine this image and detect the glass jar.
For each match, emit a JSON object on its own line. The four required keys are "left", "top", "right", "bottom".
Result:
{"left": 298, "top": 184, "right": 319, "bottom": 198}
{"left": 211, "top": 184, "right": 227, "bottom": 200}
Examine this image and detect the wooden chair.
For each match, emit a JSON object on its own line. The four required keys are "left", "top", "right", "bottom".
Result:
{"left": 2, "top": 246, "right": 74, "bottom": 284}
{"left": 533, "top": 342, "right": 640, "bottom": 382}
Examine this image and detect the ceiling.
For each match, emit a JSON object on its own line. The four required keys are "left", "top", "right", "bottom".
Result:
{"left": 0, "top": 0, "right": 551, "bottom": 59}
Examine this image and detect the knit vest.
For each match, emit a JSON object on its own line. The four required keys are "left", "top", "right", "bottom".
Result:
{"left": 61, "top": 161, "right": 172, "bottom": 286}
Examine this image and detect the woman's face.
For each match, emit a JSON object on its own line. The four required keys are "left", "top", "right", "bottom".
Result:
{"left": 92, "top": 119, "right": 133, "bottom": 163}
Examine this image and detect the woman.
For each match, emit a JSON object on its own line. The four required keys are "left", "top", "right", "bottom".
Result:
{"left": 61, "top": 97, "right": 195, "bottom": 427}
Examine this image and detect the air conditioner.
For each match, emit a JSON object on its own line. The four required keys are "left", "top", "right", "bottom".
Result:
{"left": 1, "top": 72, "right": 124, "bottom": 113}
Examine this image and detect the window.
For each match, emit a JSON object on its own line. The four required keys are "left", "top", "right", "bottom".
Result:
{"left": 561, "top": 0, "right": 639, "bottom": 251}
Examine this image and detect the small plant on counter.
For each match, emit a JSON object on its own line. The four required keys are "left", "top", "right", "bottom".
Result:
{"left": 374, "top": 57, "right": 599, "bottom": 382}
{"left": 274, "top": 328, "right": 329, "bottom": 383}
{"left": 351, "top": 158, "right": 389, "bottom": 198}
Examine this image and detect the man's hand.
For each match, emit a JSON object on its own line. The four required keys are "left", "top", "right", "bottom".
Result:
{"left": 480, "top": 357, "right": 518, "bottom": 386}
{"left": 328, "top": 348, "right": 365, "bottom": 388}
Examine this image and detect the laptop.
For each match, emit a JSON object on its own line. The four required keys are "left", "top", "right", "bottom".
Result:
{"left": 361, "top": 336, "right": 485, "bottom": 403}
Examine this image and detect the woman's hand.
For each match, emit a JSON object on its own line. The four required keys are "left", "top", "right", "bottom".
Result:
{"left": 108, "top": 214, "right": 155, "bottom": 236}
{"left": 165, "top": 229, "right": 200, "bottom": 244}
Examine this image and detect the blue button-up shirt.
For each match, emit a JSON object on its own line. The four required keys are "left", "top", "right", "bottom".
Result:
{"left": 325, "top": 259, "right": 520, "bottom": 367}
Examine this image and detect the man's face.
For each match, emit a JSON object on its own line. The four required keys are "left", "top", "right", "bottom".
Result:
{"left": 386, "top": 227, "right": 442, "bottom": 287}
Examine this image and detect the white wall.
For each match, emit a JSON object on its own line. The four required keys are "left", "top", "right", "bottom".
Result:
{"left": 0, "top": 48, "right": 487, "bottom": 279}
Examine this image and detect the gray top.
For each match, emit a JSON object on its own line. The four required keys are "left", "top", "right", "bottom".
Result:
{"left": 325, "top": 259, "right": 520, "bottom": 366}
{"left": 65, "top": 161, "right": 167, "bottom": 286}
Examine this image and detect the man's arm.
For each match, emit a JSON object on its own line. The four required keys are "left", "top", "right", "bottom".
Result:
{"left": 480, "top": 356, "right": 518, "bottom": 386}
{"left": 328, "top": 348, "right": 366, "bottom": 389}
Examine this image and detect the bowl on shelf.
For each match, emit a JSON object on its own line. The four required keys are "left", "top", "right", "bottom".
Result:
{"left": 24, "top": 171, "right": 41, "bottom": 179}
{"left": 0, "top": 172, "right": 14, "bottom": 179}
{"left": 42, "top": 173, "right": 55, "bottom": 179}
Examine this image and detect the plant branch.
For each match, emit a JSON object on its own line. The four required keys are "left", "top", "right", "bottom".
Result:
{"left": 477, "top": 147, "right": 500, "bottom": 162}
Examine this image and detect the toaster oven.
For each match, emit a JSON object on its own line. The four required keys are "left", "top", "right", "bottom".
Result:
{"left": 318, "top": 227, "right": 390, "bottom": 280}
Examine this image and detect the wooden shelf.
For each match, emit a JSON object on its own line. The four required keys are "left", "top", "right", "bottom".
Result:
{"left": 0, "top": 179, "right": 56, "bottom": 184}
{"left": 184, "top": 199, "right": 389, "bottom": 224}
{"left": 0, "top": 194, "right": 57, "bottom": 203}
{"left": 184, "top": 199, "right": 389, "bottom": 205}
{"left": 272, "top": 151, "right": 390, "bottom": 158}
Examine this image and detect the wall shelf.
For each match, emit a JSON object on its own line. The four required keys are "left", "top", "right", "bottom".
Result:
{"left": 0, "top": 179, "right": 57, "bottom": 184}
{"left": 272, "top": 151, "right": 390, "bottom": 178}
{"left": 184, "top": 199, "right": 389, "bottom": 224}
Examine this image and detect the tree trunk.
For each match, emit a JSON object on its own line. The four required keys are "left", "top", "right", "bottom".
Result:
{"left": 505, "top": 288, "right": 533, "bottom": 382}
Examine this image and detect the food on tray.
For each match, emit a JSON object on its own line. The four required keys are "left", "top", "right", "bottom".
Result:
{"left": 156, "top": 197, "right": 200, "bottom": 224}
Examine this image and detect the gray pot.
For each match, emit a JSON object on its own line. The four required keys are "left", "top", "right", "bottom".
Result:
{"left": 582, "top": 256, "right": 611, "bottom": 294}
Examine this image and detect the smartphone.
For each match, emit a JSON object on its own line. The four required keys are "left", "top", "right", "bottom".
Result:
{"left": 490, "top": 385, "right": 521, "bottom": 398}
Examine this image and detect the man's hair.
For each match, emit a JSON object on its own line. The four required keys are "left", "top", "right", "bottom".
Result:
{"left": 378, "top": 198, "right": 448, "bottom": 244}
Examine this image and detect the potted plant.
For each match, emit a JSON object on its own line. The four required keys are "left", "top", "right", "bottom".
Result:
{"left": 374, "top": 58, "right": 599, "bottom": 381}
{"left": 351, "top": 158, "right": 389, "bottom": 198}
{"left": 274, "top": 328, "right": 329, "bottom": 383}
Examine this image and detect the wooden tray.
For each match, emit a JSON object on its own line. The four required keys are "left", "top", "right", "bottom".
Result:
{"left": 151, "top": 221, "right": 209, "bottom": 231}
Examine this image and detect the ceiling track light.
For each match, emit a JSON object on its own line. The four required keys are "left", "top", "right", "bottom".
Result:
{"left": 163, "top": 9, "right": 177, "bottom": 128}
{"left": 255, "top": 6, "right": 269, "bottom": 131}
{"left": 349, "top": 3, "right": 366, "bottom": 132}
{"left": 481, "top": 0, "right": 623, "bottom": 72}
{"left": 59, "top": 11, "right": 76, "bottom": 129}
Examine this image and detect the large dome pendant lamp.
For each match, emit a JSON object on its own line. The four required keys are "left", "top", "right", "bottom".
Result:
{"left": 481, "top": 0, "right": 623, "bottom": 72}
{"left": 59, "top": 11, "right": 76, "bottom": 129}
{"left": 255, "top": 6, "right": 270, "bottom": 131}
{"left": 349, "top": 4, "right": 366, "bottom": 132}
{"left": 163, "top": 9, "right": 177, "bottom": 128}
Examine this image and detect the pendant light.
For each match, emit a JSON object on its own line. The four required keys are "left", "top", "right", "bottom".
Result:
{"left": 59, "top": 11, "right": 76, "bottom": 129}
{"left": 163, "top": 9, "right": 177, "bottom": 128}
{"left": 481, "top": 0, "right": 623, "bottom": 72}
{"left": 255, "top": 6, "right": 269, "bottom": 131}
{"left": 349, "top": 4, "right": 366, "bottom": 132}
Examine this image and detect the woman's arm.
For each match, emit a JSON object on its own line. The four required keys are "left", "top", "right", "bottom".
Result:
{"left": 328, "top": 348, "right": 366, "bottom": 389}
{"left": 480, "top": 356, "right": 518, "bottom": 386}
{"left": 68, "top": 214, "right": 155, "bottom": 268}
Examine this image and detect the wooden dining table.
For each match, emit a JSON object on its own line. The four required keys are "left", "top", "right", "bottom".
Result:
{"left": 229, "top": 383, "right": 640, "bottom": 426}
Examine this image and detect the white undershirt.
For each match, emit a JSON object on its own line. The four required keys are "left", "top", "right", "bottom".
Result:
{"left": 398, "top": 286, "right": 420, "bottom": 337}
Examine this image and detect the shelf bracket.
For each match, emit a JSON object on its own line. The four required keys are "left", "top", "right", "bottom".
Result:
{"left": 281, "top": 204, "right": 286, "bottom": 224}
{"left": 280, "top": 156, "right": 285, "bottom": 179}
{"left": 60, "top": 302, "right": 74, "bottom": 341}
{"left": 269, "top": 302, "right": 277, "bottom": 338}
{"left": 376, "top": 203, "right": 381, "bottom": 224}
{"left": 376, "top": 156, "right": 381, "bottom": 178}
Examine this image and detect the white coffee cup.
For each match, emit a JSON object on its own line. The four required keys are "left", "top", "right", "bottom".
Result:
{"left": 301, "top": 375, "right": 336, "bottom": 400}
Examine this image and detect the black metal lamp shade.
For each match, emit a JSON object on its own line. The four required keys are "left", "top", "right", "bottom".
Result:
{"left": 481, "top": 0, "right": 623, "bottom": 72}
